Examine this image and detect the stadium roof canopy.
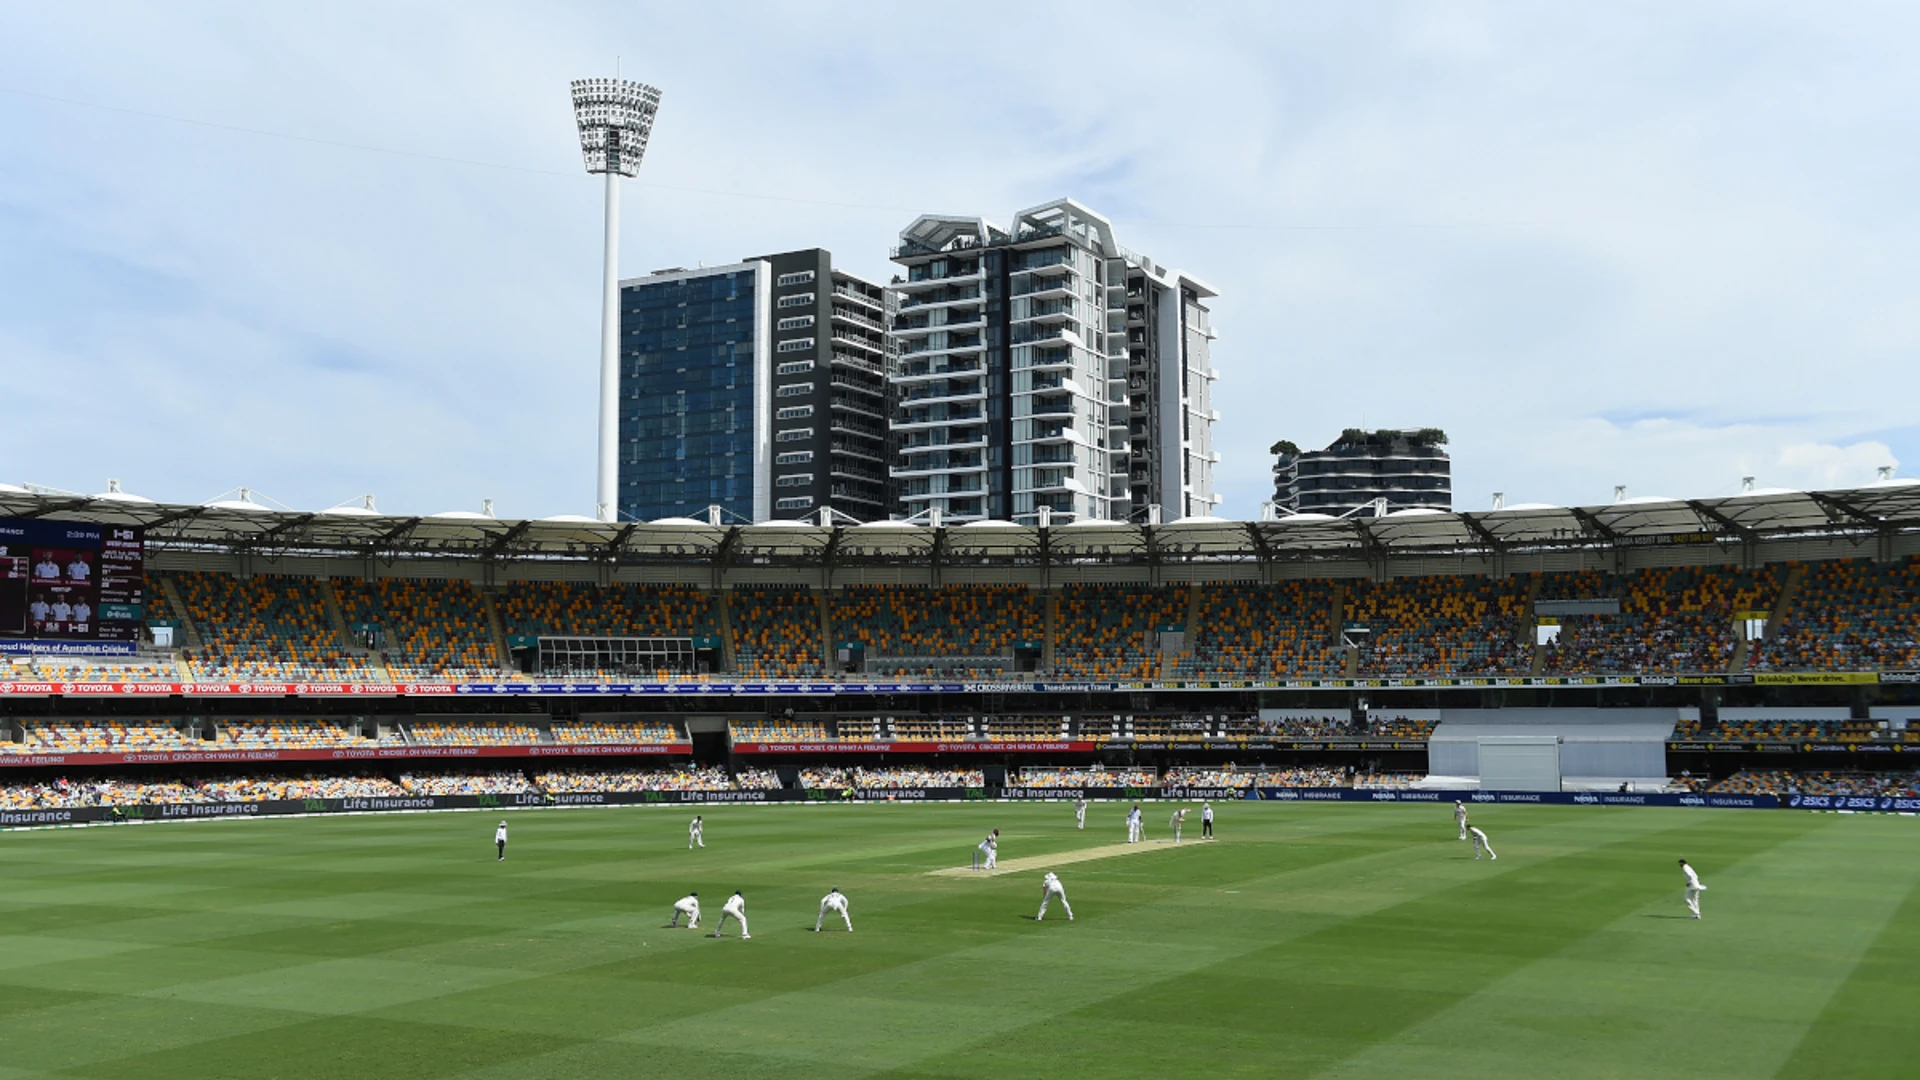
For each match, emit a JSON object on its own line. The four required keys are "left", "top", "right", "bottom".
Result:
{"left": 1, "top": 482, "right": 1916, "bottom": 569}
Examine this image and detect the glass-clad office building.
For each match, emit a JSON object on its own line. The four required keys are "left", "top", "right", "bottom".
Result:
{"left": 617, "top": 262, "right": 772, "bottom": 523}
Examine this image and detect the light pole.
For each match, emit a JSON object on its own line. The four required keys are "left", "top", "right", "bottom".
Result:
{"left": 570, "top": 76, "right": 663, "bottom": 523}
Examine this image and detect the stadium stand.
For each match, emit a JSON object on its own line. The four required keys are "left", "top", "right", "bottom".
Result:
{"left": 1052, "top": 584, "right": 1187, "bottom": 679}
{"left": 799, "top": 766, "right": 856, "bottom": 790}
{"left": 730, "top": 586, "right": 824, "bottom": 678}
{"left": 980, "top": 714, "right": 1072, "bottom": 741}
{"left": 1707, "top": 769, "right": 1920, "bottom": 797}
{"left": 1, "top": 659, "right": 177, "bottom": 683}
{"left": 831, "top": 584, "right": 1043, "bottom": 660}
{"left": 213, "top": 718, "right": 362, "bottom": 749}
{"left": 1345, "top": 575, "right": 1531, "bottom": 676}
{"left": 1, "top": 720, "right": 199, "bottom": 755}
{"left": 1017, "top": 766, "right": 1156, "bottom": 787}
{"left": 336, "top": 578, "right": 500, "bottom": 681}
{"left": 1751, "top": 556, "right": 1920, "bottom": 672}
{"left": 0, "top": 771, "right": 407, "bottom": 808}
{"left": 731, "top": 719, "right": 832, "bottom": 742}
{"left": 406, "top": 720, "right": 539, "bottom": 747}
{"left": 534, "top": 765, "right": 732, "bottom": 792}
{"left": 852, "top": 766, "right": 984, "bottom": 788}
{"left": 173, "top": 572, "right": 378, "bottom": 682}
{"left": 1177, "top": 581, "right": 1341, "bottom": 678}
{"left": 398, "top": 770, "right": 536, "bottom": 795}
{"left": 734, "top": 767, "right": 783, "bottom": 790}
{"left": 549, "top": 719, "right": 683, "bottom": 744}
{"left": 1541, "top": 566, "right": 1779, "bottom": 675}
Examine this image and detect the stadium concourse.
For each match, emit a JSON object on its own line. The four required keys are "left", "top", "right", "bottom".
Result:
{"left": 1, "top": 480, "right": 1919, "bottom": 822}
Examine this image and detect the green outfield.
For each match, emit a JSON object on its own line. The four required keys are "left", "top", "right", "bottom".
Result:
{"left": 1, "top": 802, "right": 1915, "bottom": 1079}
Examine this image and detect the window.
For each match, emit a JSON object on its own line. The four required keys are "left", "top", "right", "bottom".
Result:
{"left": 776, "top": 271, "right": 816, "bottom": 287}
{"left": 776, "top": 427, "right": 814, "bottom": 442}
{"left": 775, "top": 496, "right": 815, "bottom": 510}
{"left": 776, "top": 474, "right": 815, "bottom": 488}
{"left": 776, "top": 315, "right": 815, "bottom": 330}
{"left": 776, "top": 406, "right": 814, "bottom": 419}
{"left": 776, "top": 338, "right": 816, "bottom": 353}
{"left": 777, "top": 382, "right": 814, "bottom": 398}
{"left": 775, "top": 360, "right": 815, "bottom": 375}
{"left": 777, "top": 293, "right": 815, "bottom": 309}
{"left": 775, "top": 450, "right": 814, "bottom": 465}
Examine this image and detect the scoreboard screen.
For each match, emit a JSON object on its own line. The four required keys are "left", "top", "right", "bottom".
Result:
{"left": 0, "top": 518, "right": 144, "bottom": 643}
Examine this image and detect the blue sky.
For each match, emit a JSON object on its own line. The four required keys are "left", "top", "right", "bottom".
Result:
{"left": 1, "top": 1, "right": 1915, "bottom": 519}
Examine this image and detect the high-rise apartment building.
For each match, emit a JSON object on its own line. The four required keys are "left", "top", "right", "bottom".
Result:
{"left": 888, "top": 199, "right": 1218, "bottom": 524}
{"left": 1270, "top": 428, "right": 1452, "bottom": 516}
{"left": 616, "top": 249, "right": 888, "bottom": 523}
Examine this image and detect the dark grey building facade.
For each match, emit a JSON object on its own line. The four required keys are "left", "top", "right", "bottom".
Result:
{"left": 616, "top": 248, "right": 888, "bottom": 524}
{"left": 1271, "top": 428, "right": 1452, "bottom": 517}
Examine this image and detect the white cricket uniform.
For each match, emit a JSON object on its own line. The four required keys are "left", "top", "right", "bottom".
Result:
{"left": 493, "top": 823, "right": 508, "bottom": 860}
{"left": 34, "top": 560, "right": 59, "bottom": 580}
{"left": 715, "top": 894, "right": 750, "bottom": 938}
{"left": 1468, "top": 825, "right": 1496, "bottom": 860}
{"left": 689, "top": 819, "right": 704, "bottom": 849}
{"left": 1170, "top": 810, "right": 1186, "bottom": 844}
{"left": 1202, "top": 803, "right": 1215, "bottom": 839}
{"left": 1074, "top": 798, "right": 1087, "bottom": 830}
{"left": 816, "top": 891, "right": 852, "bottom": 932}
{"left": 1683, "top": 864, "right": 1707, "bottom": 919}
{"left": 1126, "top": 809, "right": 1142, "bottom": 843}
{"left": 1037, "top": 872, "right": 1074, "bottom": 921}
{"left": 672, "top": 895, "right": 700, "bottom": 928}
{"left": 67, "top": 560, "right": 89, "bottom": 581}
{"left": 984, "top": 837, "right": 998, "bottom": 869}
{"left": 1454, "top": 803, "right": 1469, "bottom": 840}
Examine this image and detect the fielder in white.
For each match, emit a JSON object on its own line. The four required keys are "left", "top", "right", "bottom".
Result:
{"left": 1680, "top": 859, "right": 1707, "bottom": 919}
{"left": 815, "top": 888, "right": 852, "bottom": 932}
{"left": 1074, "top": 796, "right": 1088, "bottom": 830}
{"left": 1170, "top": 808, "right": 1188, "bottom": 844}
{"left": 1454, "top": 800, "right": 1469, "bottom": 841}
{"left": 1036, "top": 871, "right": 1074, "bottom": 921}
{"left": 670, "top": 892, "right": 700, "bottom": 928}
{"left": 493, "top": 820, "right": 508, "bottom": 861}
{"left": 1468, "top": 824, "right": 1497, "bottom": 860}
{"left": 689, "top": 815, "right": 705, "bottom": 849}
{"left": 713, "top": 890, "right": 750, "bottom": 939}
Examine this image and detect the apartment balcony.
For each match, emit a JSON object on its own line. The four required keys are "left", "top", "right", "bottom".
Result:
{"left": 896, "top": 337, "right": 985, "bottom": 359}
{"left": 829, "top": 438, "right": 886, "bottom": 463}
{"left": 891, "top": 358, "right": 983, "bottom": 383}
{"left": 899, "top": 286, "right": 983, "bottom": 310}
{"left": 895, "top": 266, "right": 985, "bottom": 290}
{"left": 829, "top": 351, "right": 885, "bottom": 377}
{"left": 896, "top": 431, "right": 987, "bottom": 451}
{"left": 832, "top": 284, "right": 884, "bottom": 310}
{"left": 831, "top": 331, "right": 886, "bottom": 355}
{"left": 1012, "top": 277, "right": 1075, "bottom": 300}
{"left": 830, "top": 417, "right": 887, "bottom": 441}
{"left": 1026, "top": 426, "right": 1082, "bottom": 446}
{"left": 832, "top": 307, "right": 887, "bottom": 335}
{"left": 1010, "top": 326, "right": 1074, "bottom": 347}
{"left": 829, "top": 371, "right": 885, "bottom": 398}
{"left": 891, "top": 459, "right": 988, "bottom": 480}
{"left": 898, "top": 383, "right": 986, "bottom": 407}
{"left": 893, "top": 408, "right": 984, "bottom": 431}
{"left": 829, "top": 395, "right": 887, "bottom": 420}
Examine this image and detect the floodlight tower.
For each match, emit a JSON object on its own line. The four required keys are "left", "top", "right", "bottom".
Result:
{"left": 570, "top": 76, "right": 663, "bottom": 523}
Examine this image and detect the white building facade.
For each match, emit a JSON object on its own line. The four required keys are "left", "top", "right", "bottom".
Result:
{"left": 888, "top": 199, "right": 1218, "bottom": 524}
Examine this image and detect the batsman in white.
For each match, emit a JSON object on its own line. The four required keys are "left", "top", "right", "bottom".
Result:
{"left": 1074, "top": 795, "right": 1088, "bottom": 830}
{"left": 689, "top": 815, "right": 705, "bottom": 849}
{"left": 974, "top": 829, "right": 1000, "bottom": 870}
{"left": 1679, "top": 859, "right": 1707, "bottom": 919}
{"left": 815, "top": 888, "right": 853, "bottom": 932}
{"left": 713, "top": 890, "right": 751, "bottom": 939}
{"left": 1468, "top": 824, "right": 1497, "bottom": 860}
{"left": 670, "top": 892, "right": 700, "bottom": 928}
{"left": 1454, "top": 800, "right": 1469, "bottom": 840}
{"left": 1036, "top": 871, "right": 1074, "bottom": 921}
